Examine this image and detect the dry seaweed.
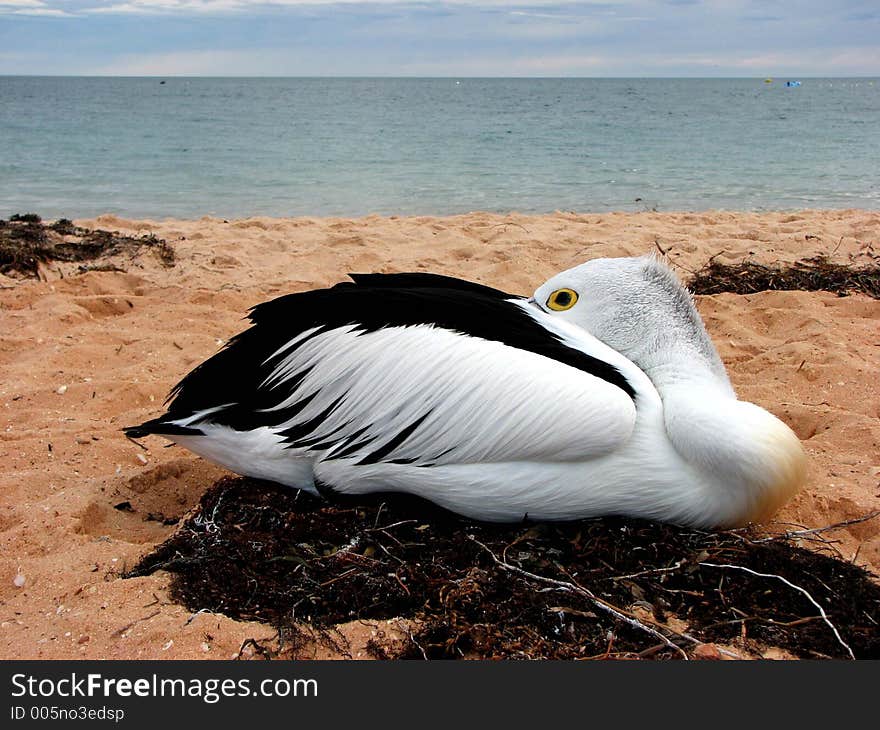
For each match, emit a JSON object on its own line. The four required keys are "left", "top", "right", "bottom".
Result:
{"left": 128, "top": 477, "right": 880, "bottom": 660}
{"left": 0, "top": 214, "right": 175, "bottom": 277}
{"left": 687, "top": 255, "right": 880, "bottom": 299}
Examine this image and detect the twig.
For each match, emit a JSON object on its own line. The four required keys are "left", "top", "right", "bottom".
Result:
{"left": 392, "top": 571, "right": 411, "bottom": 596}
{"left": 468, "top": 535, "right": 689, "bottom": 659}
{"left": 556, "top": 560, "right": 709, "bottom": 648}
{"left": 125, "top": 434, "right": 149, "bottom": 451}
{"left": 637, "top": 642, "right": 670, "bottom": 658}
{"left": 372, "top": 502, "right": 386, "bottom": 530}
{"left": 365, "top": 519, "right": 418, "bottom": 534}
{"left": 184, "top": 608, "right": 220, "bottom": 626}
{"left": 771, "top": 615, "right": 826, "bottom": 628}
{"left": 611, "top": 560, "right": 685, "bottom": 582}
{"left": 489, "top": 222, "right": 530, "bottom": 234}
{"left": 501, "top": 528, "right": 542, "bottom": 564}
{"left": 235, "top": 637, "right": 275, "bottom": 660}
{"left": 699, "top": 562, "right": 855, "bottom": 660}
{"left": 755, "top": 511, "right": 880, "bottom": 543}
{"left": 547, "top": 606, "right": 597, "bottom": 620}
{"left": 111, "top": 610, "right": 161, "bottom": 638}
{"left": 406, "top": 627, "right": 428, "bottom": 660}
{"left": 374, "top": 540, "right": 405, "bottom": 565}
{"left": 319, "top": 567, "right": 358, "bottom": 588}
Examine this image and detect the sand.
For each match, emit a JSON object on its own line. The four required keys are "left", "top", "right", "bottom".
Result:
{"left": 0, "top": 209, "right": 877, "bottom": 660}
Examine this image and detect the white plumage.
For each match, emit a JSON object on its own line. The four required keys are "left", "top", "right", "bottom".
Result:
{"left": 126, "top": 256, "right": 807, "bottom": 528}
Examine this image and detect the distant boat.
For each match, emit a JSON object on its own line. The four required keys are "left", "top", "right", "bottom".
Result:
{"left": 764, "top": 78, "right": 773, "bottom": 83}
{"left": 785, "top": 80, "right": 801, "bottom": 87}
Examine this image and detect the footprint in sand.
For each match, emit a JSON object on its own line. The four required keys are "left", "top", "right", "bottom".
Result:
{"left": 73, "top": 296, "right": 136, "bottom": 319}
{"left": 75, "top": 459, "right": 222, "bottom": 544}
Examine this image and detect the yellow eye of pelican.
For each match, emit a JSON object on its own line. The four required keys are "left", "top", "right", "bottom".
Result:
{"left": 546, "top": 288, "right": 578, "bottom": 311}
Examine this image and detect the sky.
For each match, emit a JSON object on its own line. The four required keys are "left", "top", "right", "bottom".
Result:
{"left": 0, "top": 0, "right": 878, "bottom": 76}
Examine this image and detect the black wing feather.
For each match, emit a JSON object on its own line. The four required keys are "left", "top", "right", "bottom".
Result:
{"left": 125, "top": 272, "right": 635, "bottom": 438}
{"left": 347, "top": 272, "right": 513, "bottom": 299}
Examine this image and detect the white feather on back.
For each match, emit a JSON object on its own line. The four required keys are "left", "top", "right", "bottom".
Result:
{"left": 258, "top": 321, "right": 637, "bottom": 466}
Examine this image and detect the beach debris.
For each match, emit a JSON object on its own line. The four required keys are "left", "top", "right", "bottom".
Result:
{"left": 136, "top": 453, "right": 149, "bottom": 465}
{"left": 692, "top": 643, "right": 725, "bottom": 660}
{"left": 9, "top": 213, "right": 42, "bottom": 223}
{"left": 0, "top": 214, "right": 175, "bottom": 279}
{"left": 127, "top": 476, "right": 880, "bottom": 660}
{"left": 688, "top": 255, "right": 879, "bottom": 299}
{"left": 56, "top": 385, "right": 68, "bottom": 395}
{"left": 13, "top": 570, "right": 26, "bottom": 588}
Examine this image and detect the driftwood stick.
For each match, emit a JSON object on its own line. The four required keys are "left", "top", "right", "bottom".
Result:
{"left": 469, "top": 535, "right": 690, "bottom": 659}
{"left": 699, "top": 562, "right": 855, "bottom": 660}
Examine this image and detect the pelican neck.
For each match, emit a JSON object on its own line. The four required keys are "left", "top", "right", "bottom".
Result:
{"left": 640, "top": 349, "right": 736, "bottom": 398}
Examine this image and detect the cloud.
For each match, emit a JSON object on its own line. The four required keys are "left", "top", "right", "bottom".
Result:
{"left": 0, "top": 0, "right": 77, "bottom": 15}
{"left": 1, "top": 1, "right": 878, "bottom": 75}
{"left": 12, "top": 7, "right": 75, "bottom": 12}
{"left": 412, "top": 52, "right": 611, "bottom": 75}
{"left": 81, "top": 0, "right": 631, "bottom": 15}
{"left": 737, "top": 47, "right": 880, "bottom": 71}
{"left": 87, "top": 0, "right": 241, "bottom": 12}
{"left": 93, "top": 48, "right": 271, "bottom": 73}
{"left": 643, "top": 46, "right": 880, "bottom": 74}
{"left": 87, "top": 46, "right": 615, "bottom": 75}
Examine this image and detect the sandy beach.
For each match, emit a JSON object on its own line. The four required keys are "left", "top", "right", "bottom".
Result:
{"left": 0, "top": 208, "right": 877, "bottom": 660}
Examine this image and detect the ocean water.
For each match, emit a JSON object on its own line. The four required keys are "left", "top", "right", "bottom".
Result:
{"left": 1, "top": 77, "right": 878, "bottom": 219}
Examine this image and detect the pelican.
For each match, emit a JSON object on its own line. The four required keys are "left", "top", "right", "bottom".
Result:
{"left": 125, "top": 256, "right": 806, "bottom": 528}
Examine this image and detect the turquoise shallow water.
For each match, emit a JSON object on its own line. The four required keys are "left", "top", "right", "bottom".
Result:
{"left": 1, "top": 77, "right": 878, "bottom": 219}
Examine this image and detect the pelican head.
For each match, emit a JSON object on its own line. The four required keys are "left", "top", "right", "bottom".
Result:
{"left": 532, "top": 254, "right": 732, "bottom": 391}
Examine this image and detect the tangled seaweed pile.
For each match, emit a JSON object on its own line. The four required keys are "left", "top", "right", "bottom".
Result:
{"left": 0, "top": 213, "right": 174, "bottom": 278}
{"left": 128, "top": 477, "right": 880, "bottom": 660}
{"left": 688, "top": 254, "right": 880, "bottom": 299}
